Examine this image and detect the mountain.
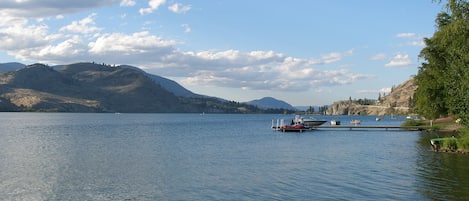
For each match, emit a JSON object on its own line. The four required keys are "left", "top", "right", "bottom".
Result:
{"left": 119, "top": 65, "right": 206, "bottom": 98}
{"left": 377, "top": 78, "right": 416, "bottom": 108}
{"left": 326, "top": 77, "right": 416, "bottom": 116}
{"left": 0, "top": 62, "right": 25, "bottom": 72}
{"left": 0, "top": 63, "right": 184, "bottom": 112}
{"left": 246, "top": 97, "right": 297, "bottom": 110}
{"left": 0, "top": 62, "right": 292, "bottom": 113}
{"left": 0, "top": 62, "right": 207, "bottom": 99}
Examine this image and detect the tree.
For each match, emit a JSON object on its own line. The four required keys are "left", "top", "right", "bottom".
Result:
{"left": 415, "top": 0, "right": 469, "bottom": 124}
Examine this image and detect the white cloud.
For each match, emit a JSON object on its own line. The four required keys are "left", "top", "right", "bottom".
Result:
{"left": 317, "top": 49, "right": 353, "bottom": 65}
{"left": 396, "top": 32, "right": 425, "bottom": 47}
{"left": 396, "top": 32, "right": 417, "bottom": 38}
{"left": 0, "top": 21, "right": 50, "bottom": 51}
{"left": 357, "top": 87, "right": 391, "bottom": 95}
{"left": 321, "top": 52, "right": 342, "bottom": 64}
{"left": 11, "top": 35, "right": 88, "bottom": 63}
{"left": 406, "top": 40, "right": 425, "bottom": 46}
{"left": 88, "top": 31, "right": 177, "bottom": 55}
{"left": 59, "top": 13, "right": 102, "bottom": 34}
{"left": 139, "top": 0, "right": 166, "bottom": 15}
{"left": 0, "top": 11, "right": 373, "bottom": 93}
{"left": 29, "top": 36, "right": 86, "bottom": 60}
{"left": 120, "top": 0, "right": 136, "bottom": 7}
{"left": 168, "top": 3, "right": 191, "bottom": 14}
{"left": 379, "top": 87, "right": 392, "bottom": 94}
{"left": 178, "top": 51, "right": 372, "bottom": 92}
{"left": 0, "top": 0, "right": 117, "bottom": 17}
{"left": 385, "top": 53, "right": 412, "bottom": 67}
{"left": 181, "top": 24, "right": 191, "bottom": 33}
{"left": 370, "top": 53, "right": 386, "bottom": 61}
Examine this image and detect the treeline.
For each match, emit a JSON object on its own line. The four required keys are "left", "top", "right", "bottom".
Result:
{"left": 304, "top": 105, "right": 329, "bottom": 114}
{"left": 350, "top": 97, "right": 376, "bottom": 106}
{"left": 414, "top": 0, "right": 469, "bottom": 125}
{"left": 179, "top": 97, "right": 296, "bottom": 114}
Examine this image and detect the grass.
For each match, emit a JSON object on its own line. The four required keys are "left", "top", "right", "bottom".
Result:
{"left": 401, "top": 119, "right": 426, "bottom": 127}
{"left": 402, "top": 119, "right": 469, "bottom": 152}
{"left": 456, "top": 127, "right": 469, "bottom": 151}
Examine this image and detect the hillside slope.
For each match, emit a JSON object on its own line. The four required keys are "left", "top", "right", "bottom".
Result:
{"left": 0, "top": 63, "right": 184, "bottom": 112}
{"left": 326, "top": 78, "right": 416, "bottom": 116}
{"left": 0, "top": 62, "right": 291, "bottom": 113}
{"left": 120, "top": 65, "right": 206, "bottom": 98}
{"left": 246, "top": 97, "right": 296, "bottom": 110}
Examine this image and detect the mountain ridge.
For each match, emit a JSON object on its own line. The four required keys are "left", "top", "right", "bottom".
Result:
{"left": 245, "top": 97, "right": 297, "bottom": 110}
{"left": 0, "top": 62, "right": 294, "bottom": 113}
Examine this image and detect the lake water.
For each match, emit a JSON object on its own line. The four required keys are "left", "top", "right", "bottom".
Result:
{"left": 1, "top": 113, "right": 468, "bottom": 200}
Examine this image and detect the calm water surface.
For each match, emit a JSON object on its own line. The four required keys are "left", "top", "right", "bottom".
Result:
{"left": 1, "top": 113, "right": 468, "bottom": 200}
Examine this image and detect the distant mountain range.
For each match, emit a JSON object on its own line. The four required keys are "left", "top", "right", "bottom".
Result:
{"left": 245, "top": 97, "right": 297, "bottom": 110}
{"left": 0, "top": 62, "right": 296, "bottom": 113}
{"left": 0, "top": 62, "right": 25, "bottom": 72}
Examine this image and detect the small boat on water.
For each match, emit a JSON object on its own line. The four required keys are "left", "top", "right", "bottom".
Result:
{"left": 330, "top": 120, "right": 341, "bottom": 126}
{"left": 430, "top": 137, "right": 457, "bottom": 151}
{"left": 350, "top": 119, "right": 361, "bottom": 125}
{"left": 278, "top": 124, "right": 312, "bottom": 132}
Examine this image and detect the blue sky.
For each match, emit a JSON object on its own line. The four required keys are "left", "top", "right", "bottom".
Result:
{"left": 0, "top": 0, "right": 443, "bottom": 106}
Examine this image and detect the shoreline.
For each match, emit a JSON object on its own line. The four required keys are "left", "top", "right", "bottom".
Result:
{"left": 430, "top": 120, "right": 468, "bottom": 154}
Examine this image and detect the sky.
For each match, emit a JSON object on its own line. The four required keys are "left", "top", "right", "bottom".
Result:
{"left": 0, "top": 0, "right": 444, "bottom": 106}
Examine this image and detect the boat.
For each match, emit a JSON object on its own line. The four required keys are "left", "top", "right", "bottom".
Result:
{"left": 330, "top": 120, "right": 341, "bottom": 125}
{"left": 293, "top": 115, "right": 327, "bottom": 127}
{"left": 430, "top": 137, "right": 457, "bottom": 151}
{"left": 271, "top": 119, "right": 312, "bottom": 132}
{"left": 271, "top": 116, "right": 323, "bottom": 132}
{"left": 278, "top": 124, "right": 312, "bottom": 132}
{"left": 350, "top": 119, "right": 361, "bottom": 125}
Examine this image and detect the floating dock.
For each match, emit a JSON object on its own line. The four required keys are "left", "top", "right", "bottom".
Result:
{"left": 272, "top": 119, "right": 431, "bottom": 132}
{"left": 316, "top": 125, "right": 430, "bottom": 131}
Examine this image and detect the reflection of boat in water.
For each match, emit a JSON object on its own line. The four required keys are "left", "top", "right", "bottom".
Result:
{"left": 330, "top": 120, "right": 341, "bottom": 125}
{"left": 350, "top": 120, "right": 361, "bottom": 125}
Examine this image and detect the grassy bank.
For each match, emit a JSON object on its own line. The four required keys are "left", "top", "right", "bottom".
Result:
{"left": 402, "top": 119, "right": 469, "bottom": 153}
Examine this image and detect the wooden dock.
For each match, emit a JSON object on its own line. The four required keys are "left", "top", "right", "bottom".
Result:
{"left": 316, "top": 125, "right": 431, "bottom": 131}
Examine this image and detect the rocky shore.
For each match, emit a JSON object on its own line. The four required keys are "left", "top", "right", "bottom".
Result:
{"left": 326, "top": 78, "right": 416, "bottom": 116}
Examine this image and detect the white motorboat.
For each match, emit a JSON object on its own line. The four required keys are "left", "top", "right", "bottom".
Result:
{"left": 293, "top": 115, "right": 327, "bottom": 127}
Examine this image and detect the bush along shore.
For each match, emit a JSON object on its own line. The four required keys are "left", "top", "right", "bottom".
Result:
{"left": 404, "top": 118, "right": 469, "bottom": 154}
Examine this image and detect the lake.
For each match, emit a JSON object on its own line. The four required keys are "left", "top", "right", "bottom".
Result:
{"left": 1, "top": 113, "right": 468, "bottom": 200}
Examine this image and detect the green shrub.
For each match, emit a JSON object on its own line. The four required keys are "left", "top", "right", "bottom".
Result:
{"left": 441, "top": 137, "right": 458, "bottom": 151}
{"left": 457, "top": 128, "right": 469, "bottom": 150}
{"left": 401, "top": 119, "right": 425, "bottom": 127}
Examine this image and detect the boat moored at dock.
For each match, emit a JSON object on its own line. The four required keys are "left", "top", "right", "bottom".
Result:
{"left": 272, "top": 115, "right": 326, "bottom": 132}
{"left": 292, "top": 115, "right": 327, "bottom": 127}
